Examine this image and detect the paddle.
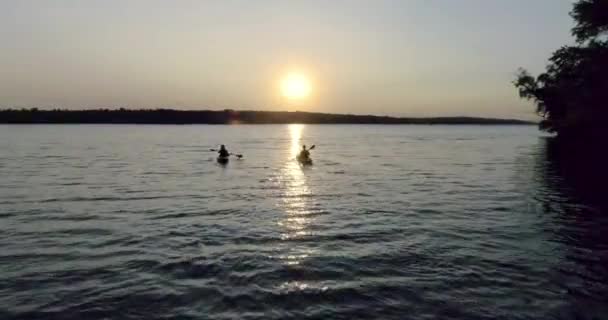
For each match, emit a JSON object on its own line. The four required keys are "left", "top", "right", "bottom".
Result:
{"left": 210, "top": 148, "right": 243, "bottom": 158}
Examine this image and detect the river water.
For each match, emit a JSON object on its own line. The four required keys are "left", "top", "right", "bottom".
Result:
{"left": 1, "top": 124, "right": 606, "bottom": 320}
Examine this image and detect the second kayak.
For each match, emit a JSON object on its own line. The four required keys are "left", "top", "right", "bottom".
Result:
{"left": 297, "top": 155, "right": 313, "bottom": 165}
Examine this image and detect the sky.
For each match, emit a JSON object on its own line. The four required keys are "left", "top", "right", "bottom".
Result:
{"left": 0, "top": 0, "right": 575, "bottom": 119}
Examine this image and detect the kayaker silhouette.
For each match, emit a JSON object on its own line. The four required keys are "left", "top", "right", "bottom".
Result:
{"left": 300, "top": 145, "right": 310, "bottom": 160}
{"left": 210, "top": 145, "right": 242, "bottom": 164}
{"left": 297, "top": 145, "right": 315, "bottom": 165}
{"left": 218, "top": 145, "right": 230, "bottom": 158}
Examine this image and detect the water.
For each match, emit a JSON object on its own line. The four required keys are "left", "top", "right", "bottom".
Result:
{"left": 1, "top": 124, "right": 606, "bottom": 320}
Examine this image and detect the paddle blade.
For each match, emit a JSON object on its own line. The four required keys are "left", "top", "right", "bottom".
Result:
{"left": 309, "top": 145, "right": 315, "bottom": 150}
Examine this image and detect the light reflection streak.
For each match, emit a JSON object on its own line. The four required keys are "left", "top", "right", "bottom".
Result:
{"left": 278, "top": 281, "right": 329, "bottom": 293}
{"left": 275, "top": 124, "right": 317, "bottom": 266}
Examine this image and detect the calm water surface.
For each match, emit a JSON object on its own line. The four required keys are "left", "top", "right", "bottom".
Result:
{"left": 0, "top": 125, "right": 607, "bottom": 320}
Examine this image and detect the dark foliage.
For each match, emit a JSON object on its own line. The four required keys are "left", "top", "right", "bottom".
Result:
{"left": 571, "top": 0, "right": 608, "bottom": 43}
{"left": 514, "top": 0, "right": 608, "bottom": 137}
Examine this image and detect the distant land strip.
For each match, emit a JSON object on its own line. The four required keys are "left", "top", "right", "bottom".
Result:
{"left": 0, "top": 108, "right": 534, "bottom": 125}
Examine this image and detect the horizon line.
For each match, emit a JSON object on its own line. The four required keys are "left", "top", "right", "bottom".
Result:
{"left": 0, "top": 107, "right": 537, "bottom": 123}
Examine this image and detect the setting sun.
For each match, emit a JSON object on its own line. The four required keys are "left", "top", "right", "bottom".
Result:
{"left": 280, "top": 73, "right": 312, "bottom": 100}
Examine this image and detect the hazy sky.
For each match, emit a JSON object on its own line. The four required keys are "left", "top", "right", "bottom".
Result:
{"left": 0, "top": 0, "right": 574, "bottom": 119}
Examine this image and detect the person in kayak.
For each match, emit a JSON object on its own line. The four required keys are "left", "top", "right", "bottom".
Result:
{"left": 299, "top": 145, "right": 310, "bottom": 160}
{"left": 218, "top": 145, "right": 230, "bottom": 158}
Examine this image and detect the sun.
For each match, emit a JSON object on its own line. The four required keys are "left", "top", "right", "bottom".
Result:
{"left": 281, "top": 73, "right": 312, "bottom": 100}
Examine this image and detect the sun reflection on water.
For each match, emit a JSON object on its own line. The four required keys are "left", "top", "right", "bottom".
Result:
{"left": 289, "top": 124, "right": 304, "bottom": 158}
{"left": 275, "top": 124, "right": 318, "bottom": 266}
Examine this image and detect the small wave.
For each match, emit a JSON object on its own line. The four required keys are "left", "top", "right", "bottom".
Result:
{"left": 41, "top": 214, "right": 104, "bottom": 222}
{"left": 27, "top": 194, "right": 211, "bottom": 204}
{"left": 158, "top": 259, "right": 224, "bottom": 279}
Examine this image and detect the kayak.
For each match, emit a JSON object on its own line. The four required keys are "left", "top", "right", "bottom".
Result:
{"left": 297, "top": 155, "right": 313, "bottom": 165}
{"left": 217, "top": 156, "right": 229, "bottom": 164}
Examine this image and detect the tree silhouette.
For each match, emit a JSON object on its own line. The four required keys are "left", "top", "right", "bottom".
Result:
{"left": 571, "top": 0, "right": 608, "bottom": 43}
{"left": 514, "top": 0, "right": 608, "bottom": 136}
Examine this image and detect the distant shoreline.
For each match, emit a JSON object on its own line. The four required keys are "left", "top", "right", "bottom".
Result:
{"left": 0, "top": 109, "right": 535, "bottom": 125}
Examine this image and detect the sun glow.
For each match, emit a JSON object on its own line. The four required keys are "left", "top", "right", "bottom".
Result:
{"left": 280, "top": 73, "right": 312, "bottom": 100}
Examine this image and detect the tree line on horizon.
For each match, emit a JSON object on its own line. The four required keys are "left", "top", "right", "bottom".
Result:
{"left": 0, "top": 108, "right": 530, "bottom": 125}
{"left": 514, "top": 0, "right": 607, "bottom": 138}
